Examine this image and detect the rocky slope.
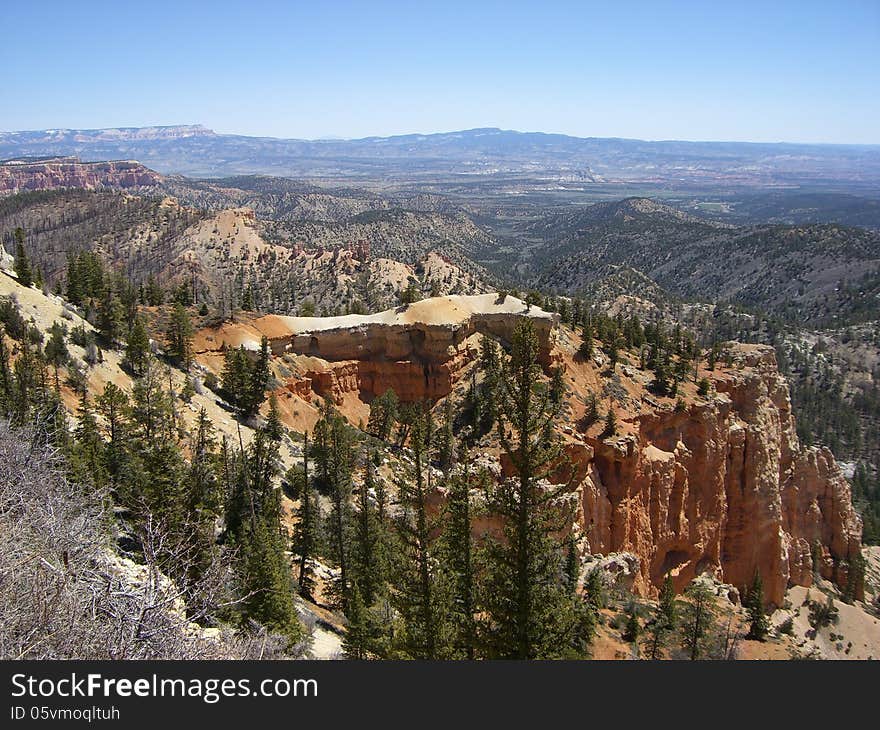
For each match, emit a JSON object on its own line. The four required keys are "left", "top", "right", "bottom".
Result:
{"left": 196, "top": 293, "right": 555, "bottom": 403}
{"left": 525, "top": 198, "right": 880, "bottom": 329}
{"left": 0, "top": 190, "right": 489, "bottom": 315}
{"left": 194, "top": 295, "right": 863, "bottom": 606}
{"left": 566, "top": 344, "right": 863, "bottom": 605}
{"left": 0, "top": 157, "right": 162, "bottom": 193}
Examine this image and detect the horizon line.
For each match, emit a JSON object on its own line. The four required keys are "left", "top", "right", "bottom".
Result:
{"left": 3, "top": 124, "right": 879, "bottom": 148}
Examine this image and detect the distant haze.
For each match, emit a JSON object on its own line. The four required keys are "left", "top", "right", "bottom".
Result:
{"left": 2, "top": 126, "right": 878, "bottom": 194}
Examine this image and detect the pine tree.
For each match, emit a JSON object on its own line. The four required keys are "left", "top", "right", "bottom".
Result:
{"left": 125, "top": 316, "right": 150, "bottom": 376}
{"left": 549, "top": 366, "right": 565, "bottom": 406}
{"left": 0, "top": 329, "right": 13, "bottom": 416}
{"left": 659, "top": 573, "right": 677, "bottom": 627}
{"left": 681, "top": 580, "right": 716, "bottom": 660}
{"left": 342, "top": 582, "right": 371, "bottom": 659}
{"left": 44, "top": 322, "right": 69, "bottom": 391}
{"left": 583, "top": 393, "right": 599, "bottom": 426}
{"left": 436, "top": 397, "right": 456, "bottom": 472}
{"left": 601, "top": 406, "right": 617, "bottom": 438}
{"left": 367, "top": 388, "right": 398, "bottom": 441}
{"left": 246, "top": 336, "right": 271, "bottom": 417}
{"left": 481, "top": 319, "right": 594, "bottom": 659}
{"left": 351, "top": 459, "right": 383, "bottom": 606}
{"left": 241, "top": 286, "right": 254, "bottom": 311}
{"left": 66, "top": 252, "right": 83, "bottom": 305}
{"left": 322, "top": 408, "right": 356, "bottom": 609}
{"left": 605, "top": 338, "right": 619, "bottom": 371}
{"left": 224, "top": 427, "right": 304, "bottom": 645}
{"left": 13, "top": 228, "right": 32, "bottom": 287}
{"left": 745, "top": 571, "right": 769, "bottom": 641}
{"left": 240, "top": 515, "right": 303, "bottom": 645}
{"left": 579, "top": 324, "right": 594, "bottom": 360}
{"left": 842, "top": 553, "right": 866, "bottom": 604}
{"left": 265, "top": 395, "right": 283, "bottom": 441}
{"left": 70, "top": 393, "right": 107, "bottom": 487}
{"left": 442, "top": 446, "right": 477, "bottom": 658}
{"left": 97, "top": 382, "right": 129, "bottom": 482}
{"left": 392, "top": 410, "right": 447, "bottom": 658}
{"left": 145, "top": 274, "right": 164, "bottom": 306}
{"left": 584, "top": 568, "right": 605, "bottom": 612}
{"left": 644, "top": 574, "right": 677, "bottom": 659}
{"left": 186, "top": 407, "right": 221, "bottom": 514}
{"left": 623, "top": 603, "right": 641, "bottom": 643}
{"left": 167, "top": 302, "right": 194, "bottom": 368}
{"left": 291, "top": 434, "right": 321, "bottom": 600}
{"left": 564, "top": 539, "right": 579, "bottom": 595}
{"left": 478, "top": 336, "right": 500, "bottom": 433}
{"left": 97, "top": 288, "right": 125, "bottom": 345}
{"left": 221, "top": 346, "right": 251, "bottom": 408}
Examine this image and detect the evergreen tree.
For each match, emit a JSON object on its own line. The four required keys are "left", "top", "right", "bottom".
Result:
{"left": 478, "top": 336, "right": 500, "bottom": 433}
{"left": 0, "top": 329, "right": 13, "bottom": 416}
{"left": 579, "top": 324, "right": 594, "bottom": 360}
{"left": 442, "top": 446, "right": 478, "bottom": 659}
{"left": 745, "top": 571, "right": 769, "bottom": 641}
{"left": 681, "top": 580, "right": 716, "bottom": 660}
{"left": 351, "top": 458, "right": 383, "bottom": 606}
{"left": 167, "top": 302, "right": 194, "bottom": 368}
{"left": 145, "top": 274, "right": 164, "bottom": 306}
{"left": 659, "top": 573, "right": 677, "bottom": 627}
{"left": 367, "top": 388, "right": 398, "bottom": 441}
{"left": 584, "top": 568, "right": 605, "bottom": 612}
{"left": 240, "top": 514, "right": 303, "bottom": 644}
{"left": 601, "top": 407, "right": 617, "bottom": 438}
{"left": 436, "top": 397, "right": 456, "bottom": 472}
{"left": 321, "top": 408, "right": 356, "bottom": 609}
{"left": 186, "top": 408, "right": 221, "bottom": 515}
{"left": 247, "top": 336, "right": 271, "bottom": 416}
{"left": 221, "top": 346, "right": 251, "bottom": 408}
{"left": 392, "top": 410, "right": 448, "bottom": 658}
{"left": 481, "top": 319, "right": 594, "bottom": 659}
{"left": 549, "top": 366, "right": 565, "bottom": 405}
{"left": 645, "top": 574, "right": 677, "bottom": 659}
{"left": 342, "top": 582, "right": 371, "bottom": 659}
{"left": 291, "top": 434, "right": 321, "bottom": 600}
{"left": 265, "top": 395, "right": 283, "bottom": 441}
{"left": 13, "top": 227, "right": 32, "bottom": 287}
{"left": 564, "top": 538, "right": 579, "bottom": 595}
{"left": 97, "top": 382, "right": 129, "bottom": 482}
{"left": 623, "top": 603, "right": 641, "bottom": 643}
{"left": 125, "top": 316, "right": 150, "bottom": 375}
{"left": 842, "top": 553, "right": 866, "bottom": 604}
{"left": 583, "top": 393, "right": 599, "bottom": 427}
{"left": 66, "top": 252, "right": 84, "bottom": 305}
{"left": 44, "top": 322, "right": 69, "bottom": 392}
{"left": 70, "top": 393, "right": 107, "bottom": 487}
{"left": 97, "top": 288, "right": 125, "bottom": 345}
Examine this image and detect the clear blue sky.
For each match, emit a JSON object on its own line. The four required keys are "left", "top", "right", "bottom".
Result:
{"left": 3, "top": 0, "right": 878, "bottom": 143}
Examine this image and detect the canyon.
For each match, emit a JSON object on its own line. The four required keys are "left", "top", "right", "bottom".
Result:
{"left": 196, "top": 293, "right": 556, "bottom": 402}
{"left": 193, "top": 294, "right": 863, "bottom": 606}
{"left": 0, "top": 156, "right": 162, "bottom": 193}
{"left": 573, "top": 344, "right": 863, "bottom": 605}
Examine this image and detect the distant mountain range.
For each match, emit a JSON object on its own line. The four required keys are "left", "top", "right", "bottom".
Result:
{"left": 2, "top": 125, "right": 879, "bottom": 191}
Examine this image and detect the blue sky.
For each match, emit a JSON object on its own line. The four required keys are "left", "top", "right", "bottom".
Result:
{"left": 3, "top": 0, "right": 878, "bottom": 143}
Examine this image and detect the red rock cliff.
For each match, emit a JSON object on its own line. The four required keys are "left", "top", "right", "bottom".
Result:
{"left": 573, "top": 344, "right": 862, "bottom": 605}
{"left": 0, "top": 157, "right": 162, "bottom": 193}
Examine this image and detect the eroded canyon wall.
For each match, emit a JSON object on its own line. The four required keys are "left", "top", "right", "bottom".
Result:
{"left": 0, "top": 157, "right": 162, "bottom": 193}
{"left": 575, "top": 345, "right": 863, "bottom": 605}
